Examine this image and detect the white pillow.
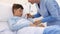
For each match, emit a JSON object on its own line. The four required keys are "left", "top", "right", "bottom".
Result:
{"left": 0, "top": 3, "right": 13, "bottom": 21}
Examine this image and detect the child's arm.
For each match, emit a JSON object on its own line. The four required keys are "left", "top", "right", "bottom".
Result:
{"left": 8, "top": 18, "right": 17, "bottom": 31}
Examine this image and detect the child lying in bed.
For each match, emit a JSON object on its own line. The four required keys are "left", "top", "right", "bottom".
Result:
{"left": 8, "top": 4, "right": 45, "bottom": 32}
{"left": 8, "top": 4, "right": 31, "bottom": 31}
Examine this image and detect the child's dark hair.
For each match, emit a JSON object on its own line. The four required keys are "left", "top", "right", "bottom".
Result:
{"left": 12, "top": 4, "right": 24, "bottom": 14}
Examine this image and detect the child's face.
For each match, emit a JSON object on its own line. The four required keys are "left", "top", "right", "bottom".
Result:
{"left": 14, "top": 8, "right": 23, "bottom": 17}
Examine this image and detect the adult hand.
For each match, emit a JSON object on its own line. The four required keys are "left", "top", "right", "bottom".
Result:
{"left": 33, "top": 20, "right": 42, "bottom": 25}
{"left": 38, "top": 23, "right": 45, "bottom": 27}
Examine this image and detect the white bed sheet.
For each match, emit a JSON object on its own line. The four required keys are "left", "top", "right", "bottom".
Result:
{"left": 18, "top": 27, "right": 45, "bottom": 34}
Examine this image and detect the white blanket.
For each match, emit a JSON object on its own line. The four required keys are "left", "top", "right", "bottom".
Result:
{"left": 18, "top": 27, "right": 45, "bottom": 34}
